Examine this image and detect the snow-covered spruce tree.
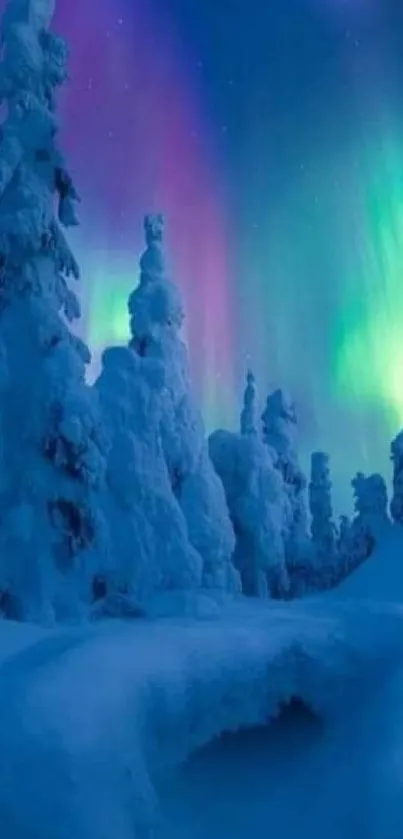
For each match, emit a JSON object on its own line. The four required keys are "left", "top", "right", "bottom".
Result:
{"left": 95, "top": 344, "right": 203, "bottom": 608}
{"left": 0, "top": 0, "right": 109, "bottom": 622}
{"left": 209, "top": 428, "right": 289, "bottom": 598}
{"left": 391, "top": 430, "right": 403, "bottom": 524}
{"left": 345, "top": 472, "right": 389, "bottom": 575}
{"left": 261, "top": 389, "right": 309, "bottom": 590}
{"left": 127, "top": 214, "right": 239, "bottom": 595}
{"left": 240, "top": 369, "right": 258, "bottom": 436}
{"left": 308, "top": 451, "right": 338, "bottom": 589}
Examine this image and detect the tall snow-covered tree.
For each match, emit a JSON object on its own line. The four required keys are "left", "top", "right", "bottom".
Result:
{"left": 0, "top": 0, "right": 109, "bottom": 622}
{"left": 95, "top": 344, "right": 203, "bottom": 606}
{"left": 309, "top": 452, "right": 336, "bottom": 552}
{"left": 261, "top": 388, "right": 309, "bottom": 586}
{"left": 344, "top": 472, "right": 390, "bottom": 575}
{"left": 352, "top": 472, "right": 389, "bottom": 528}
{"left": 119, "top": 214, "right": 239, "bottom": 595}
{"left": 240, "top": 369, "right": 258, "bottom": 436}
{"left": 209, "top": 428, "right": 289, "bottom": 598}
{"left": 391, "top": 430, "right": 403, "bottom": 524}
{"left": 308, "top": 451, "right": 338, "bottom": 588}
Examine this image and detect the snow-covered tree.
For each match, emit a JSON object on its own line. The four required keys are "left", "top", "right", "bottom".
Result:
{"left": 344, "top": 472, "right": 390, "bottom": 575}
{"left": 95, "top": 345, "right": 203, "bottom": 606}
{"left": 353, "top": 472, "right": 388, "bottom": 527}
{"left": 308, "top": 451, "right": 338, "bottom": 588}
{"left": 261, "top": 389, "right": 309, "bottom": 585}
{"left": 0, "top": 0, "right": 109, "bottom": 622}
{"left": 309, "top": 452, "right": 336, "bottom": 552}
{"left": 106, "top": 214, "right": 239, "bottom": 596}
{"left": 240, "top": 369, "right": 258, "bottom": 436}
{"left": 209, "top": 429, "right": 289, "bottom": 598}
{"left": 391, "top": 430, "right": 403, "bottom": 524}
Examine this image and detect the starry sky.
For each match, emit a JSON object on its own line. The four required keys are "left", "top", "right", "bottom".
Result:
{"left": 4, "top": 0, "right": 403, "bottom": 512}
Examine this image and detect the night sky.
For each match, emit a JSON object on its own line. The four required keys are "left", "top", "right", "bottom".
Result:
{"left": 5, "top": 0, "right": 403, "bottom": 511}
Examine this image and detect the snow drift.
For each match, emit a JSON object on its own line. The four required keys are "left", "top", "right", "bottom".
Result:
{"left": 0, "top": 600, "right": 402, "bottom": 839}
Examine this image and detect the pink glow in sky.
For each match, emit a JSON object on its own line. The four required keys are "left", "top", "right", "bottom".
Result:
{"left": 51, "top": 0, "right": 236, "bottom": 428}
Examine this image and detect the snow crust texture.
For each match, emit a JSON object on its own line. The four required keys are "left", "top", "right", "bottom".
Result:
{"left": 1, "top": 596, "right": 402, "bottom": 839}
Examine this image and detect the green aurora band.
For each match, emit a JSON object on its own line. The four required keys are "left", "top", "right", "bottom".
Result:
{"left": 334, "top": 132, "right": 403, "bottom": 438}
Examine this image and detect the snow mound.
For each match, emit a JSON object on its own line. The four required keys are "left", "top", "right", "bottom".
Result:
{"left": 334, "top": 524, "right": 403, "bottom": 602}
{"left": 0, "top": 601, "right": 402, "bottom": 839}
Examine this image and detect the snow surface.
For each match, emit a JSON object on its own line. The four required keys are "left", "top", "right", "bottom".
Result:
{"left": 155, "top": 701, "right": 376, "bottom": 839}
{"left": 1, "top": 591, "right": 403, "bottom": 839}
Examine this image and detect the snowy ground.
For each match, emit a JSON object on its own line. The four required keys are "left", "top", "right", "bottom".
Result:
{"left": 156, "top": 703, "right": 359, "bottom": 839}
{"left": 1, "top": 535, "right": 403, "bottom": 839}
{"left": 156, "top": 648, "right": 403, "bottom": 839}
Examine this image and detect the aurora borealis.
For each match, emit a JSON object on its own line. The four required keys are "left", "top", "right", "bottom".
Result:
{"left": 3, "top": 0, "right": 403, "bottom": 509}
{"left": 53, "top": 0, "right": 236, "bottom": 431}
{"left": 335, "top": 130, "right": 403, "bottom": 430}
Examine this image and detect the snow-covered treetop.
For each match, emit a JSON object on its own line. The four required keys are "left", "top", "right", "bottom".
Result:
{"left": 129, "top": 214, "right": 185, "bottom": 348}
{"left": 2, "top": 0, "right": 55, "bottom": 35}
{"left": 1, "top": 0, "right": 67, "bottom": 111}
{"left": 262, "top": 388, "right": 297, "bottom": 456}
{"left": 309, "top": 452, "right": 333, "bottom": 520}
{"left": 139, "top": 213, "right": 167, "bottom": 285}
{"left": 240, "top": 368, "right": 257, "bottom": 436}
{"left": 0, "top": 0, "right": 81, "bottom": 311}
{"left": 262, "top": 387, "right": 307, "bottom": 497}
{"left": 144, "top": 213, "right": 163, "bottom": 245}
{"left": 246, "top": 369, "right": 255, "bottom": 390}
{"left": 352, "top": 471, "right": 388, "bottom": 518}
{"left": 310, "top": 452, "right": 330, "bottom": 486}
{"left": 266, "top": 389, "right": 296, "bottom": 421}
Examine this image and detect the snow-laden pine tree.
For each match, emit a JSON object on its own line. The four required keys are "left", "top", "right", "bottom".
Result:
{"left": 308, "top": 451, "right": 338, "bottom": 589}
{"left": 261, "top": 389, "right": 309, "bottom": 588}
{"left": 209, "top": 428, "right": 289, "bottom": 598}
{"left": 95, "top": 344, "right": 203, "bottom": 608}
{"left": 105, "top": 214, "right": 239, "bottom": 597}
{"left": 0, "top": 0, "right": 109, "bottom": 622}
{"left": 345, "top": 472, "right": 390, "bottom": 574}
{"left": 391, "top": 430, "right": 403, "bottom": 524}
{"left": 240, "top": 369, "right": 258, "bottom": 436}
